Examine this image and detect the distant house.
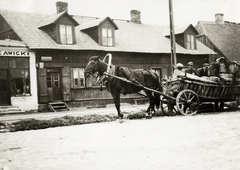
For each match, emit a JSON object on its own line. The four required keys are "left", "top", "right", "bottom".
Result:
{"left": 0, "top": 1, "right": 215, "bottom": 111}
{"left": 196, "top": 13, "right": 240, "bottom": 62}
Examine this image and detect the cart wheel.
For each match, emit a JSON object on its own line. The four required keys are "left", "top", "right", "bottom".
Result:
{"left": 160, "top": 96, "right": 179, "bottom": 116}
{"left": 176, "top": 89, "right": 200, "bottom": 116}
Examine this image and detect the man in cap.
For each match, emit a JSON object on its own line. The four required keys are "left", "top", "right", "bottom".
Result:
{"left": 185, "top": 61, "right": 197, "bottom": 75}
{"left": 172, "top": 63, "right": 185, "bottom": 80}
{"left": 196, "top": 63, "right": 209, "bottom": 77}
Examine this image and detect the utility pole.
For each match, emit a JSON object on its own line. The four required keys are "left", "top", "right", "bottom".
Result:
{"left": 169, "top": 0, "right": 177, "bottom": 73}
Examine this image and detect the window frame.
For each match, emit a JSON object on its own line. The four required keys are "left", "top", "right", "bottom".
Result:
{"left": 72, "top": 68, "right": 85, "bottom": 88}
{"left": 59, "top": 24, "right": 73, "bottom": 45}
{"left": 9, "top": 57, "right": 30, "bottom": 96}
{"left": 71, "top": 67, "right": 100, "bottom": 88}
{"left": 186, "top": 34, "right": 195, "bottom": 50}
{"left": 101, "top": 28, "right": 113, "bottom": 47}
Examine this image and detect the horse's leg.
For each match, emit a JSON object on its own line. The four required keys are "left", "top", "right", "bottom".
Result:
{"left": 154, "top": 91, "right": 160, "bottom": 114}
{"left": 144, "top": 90, "right": 155, "bottom": 116}
{"left": 111, "top": 90, "right": 123, "bottom": 119}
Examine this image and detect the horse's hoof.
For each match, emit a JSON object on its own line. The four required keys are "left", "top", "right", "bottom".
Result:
{"left": 117, "top": 119, "right": 124, "bottom": 123}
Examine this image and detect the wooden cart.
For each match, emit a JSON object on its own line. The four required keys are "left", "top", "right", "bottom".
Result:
{"left": 104, "top": 72, "right": 240, "bottom": 116}
{"left": 161, "top": 76, "right": 240, "bottom": 116}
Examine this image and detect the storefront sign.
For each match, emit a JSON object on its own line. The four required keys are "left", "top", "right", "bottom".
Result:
{"left": 41, "top": 56, "right": 52, "bottom": 62}
{"left": 0, "top": 51, "right": 29, "bottom": 56}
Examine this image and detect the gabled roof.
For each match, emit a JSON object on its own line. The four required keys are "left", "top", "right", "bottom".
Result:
{"left": 38, "top": 10, "right": 79, "bottom": 28}
{"left": 196, "top": 21, "right": 240, "bottom": 61}
{"left": 175, "top": 24, "right": 199, "bottom": 35}
{"left": 164, "top": 24, "right": 199, "bottom": 36}
{"left": 80, "top": 17, "right": 118, "bottom": 30}
{"left": 0, "top": 9, "right": 215, "bottom": 55}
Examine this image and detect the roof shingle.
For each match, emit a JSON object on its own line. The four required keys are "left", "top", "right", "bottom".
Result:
{"left": 0, "top": 9, "right": 215, "bottom": 55}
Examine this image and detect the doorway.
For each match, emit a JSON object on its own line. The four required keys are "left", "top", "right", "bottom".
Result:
{"left": 0, "top": 69, "right": 10, "bottom": 105}
{"left": 47, "top": 69, "right": 61, "bottom": 101}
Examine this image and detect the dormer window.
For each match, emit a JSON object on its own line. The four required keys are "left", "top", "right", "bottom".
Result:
{"left": 186, "top": 34, "right": 195, "bottom": 50}
{"left": 59, "top": 25, "right": 73, "bottom": 44}
{"left": 80, "top": 17, "right": 118, "bottom": 47}
{"left": 102, "top": 28, "right": 113, "bottom": 46}
{"left": 38, "top": 11, "right": 79, "bottom": 45}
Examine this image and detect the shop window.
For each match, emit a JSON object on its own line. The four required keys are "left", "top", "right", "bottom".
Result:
{"left": 9, "top": 58, "right": 30, "bottom": 96}
{"left": 59, "top": 24, "right": 73, "bottom": 44}
{"left": 102, "top": 28, "right": 113, "bottom": 46}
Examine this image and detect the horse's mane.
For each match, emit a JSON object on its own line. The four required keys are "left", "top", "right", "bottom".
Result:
{"left": 89, "top": 56, "right": 100, "bottom": 61}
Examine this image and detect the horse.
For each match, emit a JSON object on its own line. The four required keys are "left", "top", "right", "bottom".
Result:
{"left": 84, "top": 55, "right": 161, "bottom": 119}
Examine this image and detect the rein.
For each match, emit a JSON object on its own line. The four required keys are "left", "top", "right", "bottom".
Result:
{"left": 98, "top": 54, "right": 113, "bottom": 90}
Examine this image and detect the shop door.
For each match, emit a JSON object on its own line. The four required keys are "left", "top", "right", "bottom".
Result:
{"left": 0, "top": 69, "right": 10, "bottom": 105}
{"left": 47, "top": 70, "right": 61, "bottom": 101}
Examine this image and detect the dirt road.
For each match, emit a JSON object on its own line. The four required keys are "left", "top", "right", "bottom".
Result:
{"left": 1, "top": 111, "right": 240, "bottom": 170}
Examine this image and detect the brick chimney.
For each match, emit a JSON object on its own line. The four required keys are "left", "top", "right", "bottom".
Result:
{"left": 130, "top": 10, "right": 141, "bottom": 24}
{"left": 215, "top": 13, "right": 224, "bottom": 24}
{"left": 56, "top": 1, "right": 68, "bottom": 14}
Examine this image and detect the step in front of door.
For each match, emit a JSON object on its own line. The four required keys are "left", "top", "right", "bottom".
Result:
{"left": 0, "top": 106, "right": 24, "bottom": 115}
{"left": 48, "top": 102, "right": 70, "bottom": 112}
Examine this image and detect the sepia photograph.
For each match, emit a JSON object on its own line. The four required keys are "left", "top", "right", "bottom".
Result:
{"left": 0, "top": 0, "right": 240, "bottom": 169}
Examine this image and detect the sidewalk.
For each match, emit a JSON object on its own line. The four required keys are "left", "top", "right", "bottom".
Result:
{"left": 0, "top": 103, "right": 149, "bottom": 123}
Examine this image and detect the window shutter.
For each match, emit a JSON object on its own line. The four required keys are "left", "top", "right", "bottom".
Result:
{"left": 62, "top": 66, "right": 71, "bottom": 101}
{"left": 38, "top": 68, "right": 48, "bottom": 103}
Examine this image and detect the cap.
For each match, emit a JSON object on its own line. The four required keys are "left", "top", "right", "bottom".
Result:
{"left": 176, "top": 63, "right": 184, "bottom": 68}
{"left": 188, "top": 61, "right": 194, "bottom": 66}
{"left": 203, "top": 63, "right": 209, "bottom": 67}
{"left": 216, "top": 57, "right": 225, "bottom": 62}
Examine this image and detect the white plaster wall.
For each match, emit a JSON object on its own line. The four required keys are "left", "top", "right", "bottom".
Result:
{"left": 11, "top": 50, "right": 38, "bottom": 111}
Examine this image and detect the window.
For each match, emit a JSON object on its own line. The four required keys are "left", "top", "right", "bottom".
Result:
{"left": 72, "top": 68, "right": 99, "bottom": 88}
{"left": 186, "top": 34, "right": 195, "bottom": 50}
{"left": 47, "top": 73, "right": 60, "bottom": 88}
{"left": 9, "top": 58, "right": 30, "bottom": 96}
{"left": 59, "top": 25, "right": 73, "bottom": 44}
{"left": 72, "top": 68, "right": 85, "bottom": 87}
{"left": 102, "top": 28, "right": 113, "bottom": 46}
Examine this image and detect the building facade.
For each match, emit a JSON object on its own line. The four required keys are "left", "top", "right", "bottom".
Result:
{"left": 0, "top": 2, "right": 216, "bottom": 111}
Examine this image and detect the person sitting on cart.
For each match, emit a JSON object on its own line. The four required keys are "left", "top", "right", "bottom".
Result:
{"left": 185, "top": 61, "right": 197, "bottom": 75}
{"left": 196, "top": 63, "right": 209, "bottom": 77}
{"left": 172, "top": 63, "right": 185, "bottom": 80}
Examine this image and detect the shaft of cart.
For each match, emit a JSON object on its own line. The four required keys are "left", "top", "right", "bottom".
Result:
{"left": 103, "top": 72, "right": 176, "bottom": 101}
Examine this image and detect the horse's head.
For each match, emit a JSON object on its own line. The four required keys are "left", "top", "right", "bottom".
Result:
{"left": 208, "top": 62, "right": 220, "bottom": 77}
{"left": 84, "top": 56, "right": 100, "bottom": 78}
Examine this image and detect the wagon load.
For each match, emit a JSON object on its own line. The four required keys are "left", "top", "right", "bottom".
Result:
{"left": 229, "top": 61, "right": 240, "bottom": 83}
{"left": 175, "top": 71, "right": 219, "bottom": 83}
{"left": 215, "top": 57, "right": 240, "bottom": 83}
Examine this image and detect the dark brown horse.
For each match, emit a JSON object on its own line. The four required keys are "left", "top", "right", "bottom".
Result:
{"left": 84, "top": 55, "right": 161, "bottom": 118}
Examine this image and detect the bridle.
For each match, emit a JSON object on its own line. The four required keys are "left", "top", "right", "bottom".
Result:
{"left": 85, "top": 54, "right": 113, "bottom": 90}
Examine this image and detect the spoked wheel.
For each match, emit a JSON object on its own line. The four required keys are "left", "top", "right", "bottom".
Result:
{"left": 176, "top": 89, "right": 200, "bottom": 116}
{"left": 160, "top": 96, "right": 179, "bottom": 116}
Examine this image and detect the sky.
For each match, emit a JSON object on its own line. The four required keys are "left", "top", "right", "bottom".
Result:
{"left": 0, "top": 0, "right": 240, "bottom": 28}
